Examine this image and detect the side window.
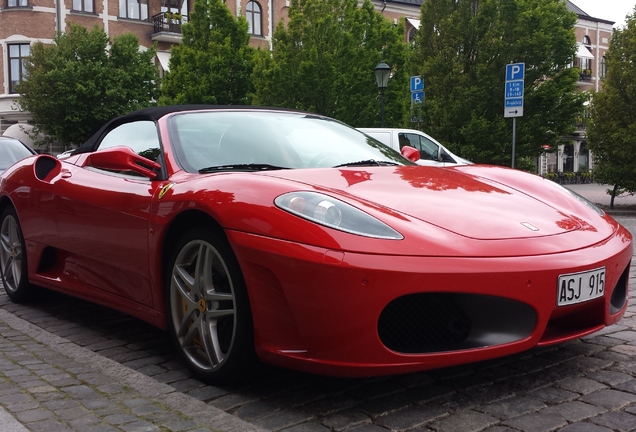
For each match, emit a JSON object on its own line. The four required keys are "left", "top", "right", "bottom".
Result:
{"left": 98, "top": 120, "right": 161, "bottom": 163}
{"left": 399, "top": 133, "right": 438, "bottom": 160}
{"left": 398, "top": 133, "right": 419, "bottom": 149}
{"left": 418, "top": 136, "right": 440, "bottom": 161}
{"left": 439, "top": 148, "right": 456, "bottom": 163}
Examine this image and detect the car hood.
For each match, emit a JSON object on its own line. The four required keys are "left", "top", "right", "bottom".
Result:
{"left": 264, "top": 165, "right": 601, "bottom": 241}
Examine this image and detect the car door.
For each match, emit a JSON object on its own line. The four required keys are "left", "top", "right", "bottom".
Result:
{"left": 53, "top": 120, "right": 163, "bottom": 307}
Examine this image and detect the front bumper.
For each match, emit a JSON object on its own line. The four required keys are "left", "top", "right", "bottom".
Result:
{"left": 228, "top": 228, "right": 632, "bottom": 377}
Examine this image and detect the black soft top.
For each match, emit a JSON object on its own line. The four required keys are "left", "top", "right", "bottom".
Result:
{"left": 72, "top": 105, "right": 218, "bottom": 155}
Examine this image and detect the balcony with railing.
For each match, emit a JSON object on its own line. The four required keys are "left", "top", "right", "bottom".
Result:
{"left": 579, "top": 69, "right": 592, "bottom": 82}
{"left": 151, "top": 12, "right": 188, "bottom": 43}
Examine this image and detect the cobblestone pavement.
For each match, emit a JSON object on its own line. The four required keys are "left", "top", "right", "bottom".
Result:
{"left": 0, "top": 208, "right": 635, "bottom": 431}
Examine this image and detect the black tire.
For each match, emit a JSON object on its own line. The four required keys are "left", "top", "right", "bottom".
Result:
{"left": 0, "top": 206, "right": 35, "bottom": 302}
{"left": 165, "top": 226, "right": 259, "bottom": 384}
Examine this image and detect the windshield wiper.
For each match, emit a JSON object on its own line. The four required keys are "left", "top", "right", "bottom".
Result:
{"left": 199, "top": 164, "right": 289, "bottom": 173}
{"left": 334, "top": 159, "right": 399, "bottom": 168}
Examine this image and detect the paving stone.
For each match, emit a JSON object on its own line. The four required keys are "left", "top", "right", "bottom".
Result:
{"left": 429, "top": 409, "right": 499, "bottom": 432}
{"left": 27, "top": 419, "right": 74, "bottom": 432}
{"left": 282, "top": 422, "right": 330, "bottom": 431}
{"left": 234, "top": 400, "right": 281, "bottom": 421}
{"left": 376, "top": 405, "right": 448, "bottom": 431}
{"left": 251, "top": 409, "right": 315, "bottom": 431}
{"left": 185, "top": 385, "right": 231, "bottom": 402}
{"left": 559, "top": 423, "right": 613, "bottom": 432}
{"left": 347, "top": 424, "right": 395, "bottom": 432}
{"left": 301, "top": 395, "right": 361, "bottom": 416}
{"left": 118, "top": 420, "right": 162, "bottom": 432}
{"left": 557, "top": 377, "right": 608, "bottom": 394}
{"left": 527, "top": 386, "right": 578, "bottom": 404}
{"left": 590, "top": 410, "right": 636, "bottom": 431}
{"left": 541, "top": 401, "right": 606, "bottom": 422}
{"left": 357, "top": 397, "right": 411, "bottom": 419}
{"left": 586, "top": 370, "right": 633, "bottom": 386}
{"left": 14, "top": 408, "right": 53, "bottom": 423}
{"left": 321, "top": 409, "right": 370, "bottom": 431}
{"left": 579, "top": 389, "right": 636, "bottom": 409}
{"left": 479, "top": 396, "right": 546, "bottom": 420}
{"left": 502, "top": 412, "right": 567, "bottom": 432}
{"left": 481, "top": 427, "right": 520, "bottom": 432}
{"left": 402, "top": 384, "right": 456, "bottom": 404}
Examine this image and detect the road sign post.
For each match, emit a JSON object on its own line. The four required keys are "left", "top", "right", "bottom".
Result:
{"left": 504, "top": 63, "right": 524, "bottom": 168}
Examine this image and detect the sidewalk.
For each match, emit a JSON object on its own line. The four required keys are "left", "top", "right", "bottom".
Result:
{"left": 564, "top": 182, "right": 636, "bottom": 213}
{"left": 0, "top": 308, "right": 265, "bottom": 432}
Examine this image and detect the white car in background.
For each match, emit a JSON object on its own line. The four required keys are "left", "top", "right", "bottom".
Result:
{"left": 357, "top": 128, "right": 471, "bottom": 167}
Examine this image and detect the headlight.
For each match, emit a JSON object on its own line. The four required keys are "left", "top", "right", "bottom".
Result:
{"left": 275, "top": 191, "right": 403, "bottom": 239}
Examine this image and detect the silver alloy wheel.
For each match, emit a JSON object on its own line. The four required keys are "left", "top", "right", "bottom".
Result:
{"left": 0, "top": 213, "right": 22, "bottom": 294}
{"left": 169, "top": 239, "right": 237, "bottom": 372}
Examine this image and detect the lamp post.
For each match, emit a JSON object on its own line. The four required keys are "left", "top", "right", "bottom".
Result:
{"left": 374, "top": 61, "right": 391, "bottom": 127}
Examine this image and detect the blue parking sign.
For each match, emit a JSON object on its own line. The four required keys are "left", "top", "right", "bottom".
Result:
{"left": 506, "top": 63, "right": 525, "bottom": 81}
{"left": 504, "top": 63, "right": 524, "bottom": 118}
{"left": 411, "top": 91, "right": 424, "bottom": 104}
{"left": 410, "top": 76, "right": 424, "bottom": 92}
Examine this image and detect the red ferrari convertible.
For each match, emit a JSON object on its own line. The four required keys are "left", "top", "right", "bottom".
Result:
{"left": 0, "top": 106, "right": 631, "bottom": 383}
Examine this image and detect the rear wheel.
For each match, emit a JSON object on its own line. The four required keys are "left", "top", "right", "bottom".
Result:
{"left": 0, "top": 206, "right": 35, "bottom": 302}
{"left": 166, "top": 226, "right": 258, "bottom": 384}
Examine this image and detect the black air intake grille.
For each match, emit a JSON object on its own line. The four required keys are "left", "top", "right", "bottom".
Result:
{"left": 378, "top": 293, "right": 471, "bottom": 353}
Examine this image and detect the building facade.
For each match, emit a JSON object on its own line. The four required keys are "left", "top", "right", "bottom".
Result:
{"left": 0, "top": 0, "right": 615, "bottom": 168}
{"left": 540, "top": 1, "right": 615, "bottom": 178}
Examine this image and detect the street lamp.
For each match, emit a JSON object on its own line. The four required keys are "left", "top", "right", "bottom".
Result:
{"left": 374, "top": 61, "right": 391, "bottom": 127}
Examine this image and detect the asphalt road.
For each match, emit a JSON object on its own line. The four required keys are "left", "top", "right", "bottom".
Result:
{"left": 0, "top": 214, "right": 635, "bottom": 431}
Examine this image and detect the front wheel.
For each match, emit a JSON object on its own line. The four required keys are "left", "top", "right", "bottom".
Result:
{"left": 0, "top": 206, "right": 35, "bottom": 302}
{"left": 166, "top": 226, "right": 258, "bottom": 384}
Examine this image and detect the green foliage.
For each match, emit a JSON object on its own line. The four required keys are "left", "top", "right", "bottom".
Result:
{"left": 159, "top": 0, "right": 254, "bottom": 105}
{"left": 18, "top": 24, "right": 159, "bottom": 147}
{"left": 411, "top": 0, "right": 586, "bottom": 166}
{"left": 252, "top": 0, "right": 408, "bottom": 127}
{"left": 587, "top": 6, "right": 636, "bottom": 196}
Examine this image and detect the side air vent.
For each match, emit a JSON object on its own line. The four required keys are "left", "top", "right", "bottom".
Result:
{"left": 34, "top": 156, "right": 61, "bottom": 181}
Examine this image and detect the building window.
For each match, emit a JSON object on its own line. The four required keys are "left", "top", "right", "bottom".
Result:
{"left": 407, "top": 27, "right": 417, "bottom": 44}
{"left": 73, "top": 0, "right": 94, "bottom": 13}
{"left": 582, "top": 35, "right": 591, "bottom": 46}
{"left": 8, "top": 43, "right": 30, "bottom": 94}
{"left": 7, "top": 0, "right": 28, "bottom": 7}
{"left": 246, "top": 1, "right": 262, "bottom": 36}
{"left": 600, "top": 56, "right": 607, "bottom": 78}
{"left": 161, "top": 0, "right": 187, "bottom": 15}
{"left": 119, "top": 0, "right": 149, "bottom": 20}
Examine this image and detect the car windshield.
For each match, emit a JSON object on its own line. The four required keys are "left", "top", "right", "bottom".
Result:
{"left": 0, "top": 139, "right": 34, "bottom": 170}
{"left": 168, "top": 111, "right": 414, "bottom": 173}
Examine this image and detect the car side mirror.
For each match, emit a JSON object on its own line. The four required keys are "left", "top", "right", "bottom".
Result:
{"left": 87, "top": 146, "right": 161, "bottom": 179}
{"left": 401, "top": 145, "right": 420, "bottom": 162}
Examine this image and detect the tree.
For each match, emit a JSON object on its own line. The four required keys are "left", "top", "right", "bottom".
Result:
{"left": 19, "top": 24, "right": 158, "bottom": 147}
{"left": 587, "top": 7, "right": 636, "bottom": 208}
{"left": 159, "top": 0, "right": 254, "bottom": 105}
{"left": 411, "top": 0, "right": 586, "bottom": 168}
{"left": 251, "top": 0, "right": 408, "bottom": 127}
